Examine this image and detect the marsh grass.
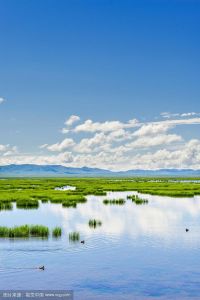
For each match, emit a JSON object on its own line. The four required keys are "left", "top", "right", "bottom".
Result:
{"left": 62, "top": 201, "right": 77, "bottom": 208}
{"left": 127, "top": 195, "right": 148, "bottom": 205}
{"left": 0, "top": 177, "right": 200, "bottom": 212}
{"left": 41, "top": 199, "right": 49, "bottom": 203}
{"left": 29, "top": 225, "right": 49, "bottom": 237}
{"left": 52, "top": 227, "right": 62, "bottom": 237}
{"left": 0, "top": 202, "right": 13, "bottom": 211}
{"left": 62, "top": 195, "right": 86, "bottom": 208}
{"left": 103, "top": 199, "right": 125, "bottom": 205}
{"left": 69, "top": 232, "right": 80, "bottom": 242}
{"left": 93, "top": 190, "right": 107, "bottom": 196}
{"left": 89, "top": 219, "right": 102, "bottom": 228}
{"left": 49, "top": 197, "right": 63, "bottom": 204}
{"left": 16, "top": 199, "right": 39, "bottom": 209}
{"left": 0, "top": 225, "right": 49, "bottom": 238}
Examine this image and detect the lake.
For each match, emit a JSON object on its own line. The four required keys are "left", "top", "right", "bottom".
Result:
{"left": 1, "top": 191, "right": 200, "bottom": 299}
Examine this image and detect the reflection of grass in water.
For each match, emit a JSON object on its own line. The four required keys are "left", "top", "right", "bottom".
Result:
{"left": 0, "top": 225, "right": 49, "bottom": 238}
{"left": 127, "top": 195, "right": 148, "bottom": 205}
{"left": 0, "top": 202, "right": 13, "bottom": 211}
{"left": 16, "top": 199, "right": 39, "bottom": 209}
{"left": 103, "top": 199, "right": 125, "bottom": 205}
{"left": 89, "top": 219, "right": 102, "bottom": 228}
{"left": 93, "top": 190, "right": 107, "bottom": 196}
{"left": 69, "top": 232, "right": 80, "bottom": 242}
{"left": 62, "top": 201, "right": 77, "bottom": 208}
{"left": 62, "top": 195, "right": 86, "bottom": 208}
{"left": 52, "top": 227, "right": 62, "bottom": 237}
{"left": 41, "top": 198, "right": 49, "bottom": 203}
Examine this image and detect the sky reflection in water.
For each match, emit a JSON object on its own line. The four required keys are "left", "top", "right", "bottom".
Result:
{"left": 0, "top": 191, "right": 200, "bottom": 299}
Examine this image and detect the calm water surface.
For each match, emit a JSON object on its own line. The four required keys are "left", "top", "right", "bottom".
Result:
{"left": 1, "top": 191, "right": 200, "bottom": 299}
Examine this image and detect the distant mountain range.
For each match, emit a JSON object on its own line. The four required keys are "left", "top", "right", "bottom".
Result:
{"left": 0, "top": 164, "right": 200, "bottom": 177}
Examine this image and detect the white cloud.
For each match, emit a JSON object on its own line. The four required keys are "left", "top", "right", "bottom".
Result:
{"left": 2, "top": 114, "right": 200, "bottom": 170}
{"left": 0, "top": 151, "right": 73, "bottom": 166}
{"left": 161, "top": 112, "right": 200, "bottom": 119}
{"left": 61, "top": 128, "right": 70, "bottom": 134}
{"left": 31, "top": 115, "right": 200, "bottom": 170}
{"left": 133, "top": 118, "right": 200, "bottom": 138}
{"left": 181, "top": 112, "right": 199, "bottom": 117}
{"left": 125, "top": 134, "right": 183, "bottom": 150}
{"left": 72, "top": 116, "right": 200, "bottom": 135}
{"left": 162, "top": 117, "right": 200, "bottom": 126}
{"left": 0, "top": 97, "right": 5, "bottom": 104}
{"left": 74, "top": 130, "right": 131, "bottom": 154}
{"left": 0, "top": 144, "right": 8, "bottom": 152}
{"left": 1, "top": 138, "right": 200, "bottom": 171}
{"left": 133, "top": 123, "right": 173, "bottom": 137}
{"left": 39, "top": 144, "right": 48, "bottom": 149}
{"left": 0, "top": 144, "right": 17, "bottom": 156}
{"left": 61, "top": 115, "right": 80, "bottom": 133}
{"left": 41, "top": 138, "right": 75, "bottom": 152}
{"left": 73, "top": 118, "right": 138, "bottom": 133}
{"left": 65, "top": 115, "right": 80, "bottom": 126}
{"left": 124, "top": 139, "right": 200, "bottom": 170}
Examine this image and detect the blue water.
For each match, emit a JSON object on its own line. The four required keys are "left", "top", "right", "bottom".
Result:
{"left": 0, "top": 191, "right": 200, "bottom": 299}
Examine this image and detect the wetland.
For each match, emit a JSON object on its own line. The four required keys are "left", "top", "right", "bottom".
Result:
{"left": 1, "top": 177, "right": 200, "bottom": 299}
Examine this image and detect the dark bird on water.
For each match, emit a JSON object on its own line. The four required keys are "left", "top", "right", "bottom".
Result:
{"left": 81, "top": 240, "right": 85, "bottom": 244}
{"left": 38, "top": 266, "right": 45, "bottom": 270}
{"left": 185, "top": 228, "right": 189, "bottom": 232}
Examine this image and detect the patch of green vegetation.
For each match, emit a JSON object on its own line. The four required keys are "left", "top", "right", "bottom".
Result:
{"left": 0, "top": 177, "right": 199, "bottom": 212}
{"left": 0, "top": 202, "right": 13, "bottom": 210}
{"left": 93, "top": 190, "right": 107, "bottom": 196}
{"left": 62, "top": 201, "right": 77, "bottom": 208}
{"left": 52, "top": 227, "right": 62, "bottom": 237}
{"left": 29, "top": 225, "right": 49, "bottom": 237}
{"left": 89, "top": 219, "right": 102, "bottom": 228}
{"left": 16, "top": 199, "right": 39, "bottom": 209}
{"left": 103, "top": 199, "right": 125, "bottom": 205}
{"left": 127, "top": 195, "right": 148, "bottom": 205}
{"left": 69, "top": 232, "right": 80, "bottom": 242}
{"left": 0, "top": 225, "right": 49, "bottom": 238}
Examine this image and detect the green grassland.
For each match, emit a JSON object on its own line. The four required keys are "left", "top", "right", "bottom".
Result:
{"left": 0, "top": 177, "right": 200, "bottom": 209}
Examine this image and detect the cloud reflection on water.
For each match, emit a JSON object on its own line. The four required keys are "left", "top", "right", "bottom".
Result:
{"left": 48, "top": 192, "right": 200, "bottom": 246}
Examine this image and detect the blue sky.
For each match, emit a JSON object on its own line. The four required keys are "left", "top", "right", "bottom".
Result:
{"left": 0, "top": 0, "right": 200, "bottom": 170}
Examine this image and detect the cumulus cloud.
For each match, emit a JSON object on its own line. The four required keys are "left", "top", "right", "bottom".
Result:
{"left": 1, "top": 138, "right": 200, "bottom": 171}
{"left": 127, "top": 139, "right": 200, "bottom": 170}
{"left": 33, "top": 115, "right": 200, "bottom": 169}
{"left": 61, "top": 115, "right": 80, "bottom": 133}
{"left": 133, "top": 118, "right": 200, "bottom": 138}
{"left": 74, "top": 130, "right": 132, "bottom": 154}
{"left": 73, "top": 118, "right": 138, "bottom": 133}
{"left": 0, "top": 144, "right": 17, "bottom": 156}
{"left": 0, "top": 151, "right": 73, "bottom": 166}
{"left": 133, "top": 123, "right": 173, "bottom": 137}
{"left": 125, "top": 134, "right": 183, "bottom": 150}
{"left": 65, "top": 115, "right": 80, "bottom": 126}
{"left": 40, "top": 138, "right": 75, "bottom": 152}
{"left": 2, "top": 114, "right": 200, "bottom": 170}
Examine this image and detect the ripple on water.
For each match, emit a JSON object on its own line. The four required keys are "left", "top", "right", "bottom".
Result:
{"left": 66, "top": 233, "right": 120, "bottom": 254}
